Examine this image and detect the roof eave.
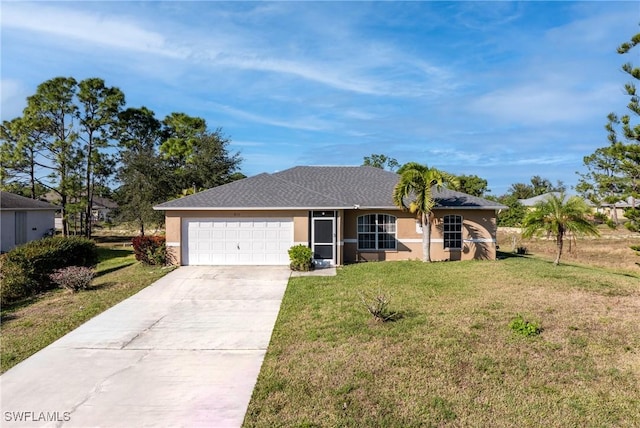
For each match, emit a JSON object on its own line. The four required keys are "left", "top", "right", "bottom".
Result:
{"left": 435, "top": 205, "right": 508, "bottom": 210}
{"left": 154, "top": 205, "right": 507, "bottom": 211}
{"left": 154, "top": 205, "right": 355, "bottom": 211}
{"left": 0, "top": 207, "right": 59, "bottom": 211}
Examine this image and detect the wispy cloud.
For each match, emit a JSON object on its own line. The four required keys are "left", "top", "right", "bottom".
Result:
{"left": 453, "top": 2, "right": 524, "bottom": 31}
{"left": 1, "top": 3, "right": 181, "bottom": 58}
{"left": 470, "top": 83, "right": 621, "bottom": 126}
{"left": 209, "top": 103, "right": 334, "bottom": 132}
{"left": 2, "top": 1, "right": 637, "bottom": 193}
{"left": 512, "top": 155, "right": 576, "bottom": 166}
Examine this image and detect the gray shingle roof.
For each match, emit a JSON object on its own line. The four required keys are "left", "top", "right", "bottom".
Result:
{"left": 517, "top": 192, "right": 592, "bottom": 207}
{"left": 154, "top": 166, "right": 506, "bottom": 210}
{"left": 0, "top": 191, "right": 59, "bottom": 210}
{"left": 432, "top": 188, "right": 506, "bottom": 209}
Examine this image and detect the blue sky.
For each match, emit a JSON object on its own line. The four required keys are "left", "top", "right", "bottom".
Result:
{"left": 1, "top": 1, "right": 638, "bottom": 195}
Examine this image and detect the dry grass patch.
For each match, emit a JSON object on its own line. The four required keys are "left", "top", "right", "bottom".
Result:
{"left": 499, "top": 226, "right": 640, "bottom": 273}
{"left": 245, "top": 259, "right": 640, "bottom": 427}
{"left": 1, "top": 246, "right": 172, "bottom": 373}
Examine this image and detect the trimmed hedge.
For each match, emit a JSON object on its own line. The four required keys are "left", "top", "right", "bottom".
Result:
{"left": 0, "top": 237, "right": 98, "bottom": 304}
{"left": 131, "top": 235, "right": 167, "bottom": 265}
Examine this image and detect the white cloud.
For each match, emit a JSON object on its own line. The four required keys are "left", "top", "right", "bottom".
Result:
{"left": 2, "top": 2, "right": 457, "bottom": 98}
{"left": 453, "top": 2, "right": 524, "bottom": 31}
{"left": 215, "top": 55, "right": 386, "bottom": 96}
{"left": 512, "top": 155, "right": 576, "bottom": 166}
{"left": 209, "top": 103, "right": 333, "bottom": 132}
{"left": 1, "top": 3, "right": 181, "bottom": 58}
{"left": 470, "top": 82, "right": 621, "bottom": 126}
{"left": 231, "top": 140, "right": 266, "bottom": 148}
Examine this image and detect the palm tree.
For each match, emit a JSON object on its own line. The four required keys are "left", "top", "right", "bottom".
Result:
{"left": 393, "top": 162, "right": 459, "bottom": 262}
{"left": 522, "top": 193, "right": 599, "bottom": 265}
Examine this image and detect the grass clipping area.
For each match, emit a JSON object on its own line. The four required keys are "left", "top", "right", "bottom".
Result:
{"left": 1, "top": 247, "right": 172, "bottom": 373}
{"left": 245, "top": 258, "right": 640, "bottom": 427}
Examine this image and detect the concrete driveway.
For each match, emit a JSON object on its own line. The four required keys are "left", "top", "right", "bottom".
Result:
{"left": 0, "top": 266, "right": 291, "bottom": 428}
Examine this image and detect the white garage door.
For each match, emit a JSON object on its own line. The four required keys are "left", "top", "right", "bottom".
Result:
{"left": 182, "top": 218, "right": 293, "bottom": 265}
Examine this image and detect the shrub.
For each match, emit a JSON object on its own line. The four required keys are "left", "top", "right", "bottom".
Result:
{"left": 131, "top": 235, "right": 167, "bottom": 265}
{"left": 0, "top": 236, "right": 98, "bottom": 304}
{"left": 359, "top": 289, "right": 400, "bottom": 322}
{"left": 50, "top": 266, "right": 96, "bottom": 292}
{"left": 592, "top": 212, "right": 608, "bottom": 224}
{"left": 509, "top": 314, "right": 542, "bottom": 337}
{"left": 516, "top": 246, "right": 528, "bottom": 255}
{"left": 288, "top": 244, "right": 314, "bottom": 271}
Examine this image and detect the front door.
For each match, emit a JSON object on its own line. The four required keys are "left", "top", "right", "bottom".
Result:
{"left": 312, "top": 211, "right": 335, "bottom": 266}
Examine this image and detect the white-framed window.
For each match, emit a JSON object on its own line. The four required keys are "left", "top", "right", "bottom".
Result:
{"left": 357, "top": 214, "right": 397, "bottom": 250}
{"left": 443, "top": 215, "right": 463, "bottom": 249}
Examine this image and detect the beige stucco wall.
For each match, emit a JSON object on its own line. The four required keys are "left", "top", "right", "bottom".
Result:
{"left": 430, "top": 209, "right": 497, "bottom": 261}
{"left": 163, "top": 209, "right": 309, "bottom": 265}
{"left": 342, "top": 209, "right": 422, "bottom": 263}
{"left": 164, "top": 207, "right": 498, "bottom": 265}
{"left": 342, "top": 208, "right": 497, "bottom": 263}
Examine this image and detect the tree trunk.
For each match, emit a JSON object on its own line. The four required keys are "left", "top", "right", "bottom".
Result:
{"left": 139, "top": 215, "right": 145, "bottom": 237}
{"left": 61, "top": 194, "right": 69, "bottom": 237}
{"left": 85, "top": 142, "right": 93, "bottom": 238}
{"left": 554, "top": 232, "right": 564, "bottom": 266}
{"left": 422, "top": 211, "right": 432, "bottom": 262}
{"left": 29, "top": 150, "right": 36, "bottom": 199}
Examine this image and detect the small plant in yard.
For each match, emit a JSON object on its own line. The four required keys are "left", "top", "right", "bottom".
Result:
{"left": 516, "top": 246, "right": 528, "bottom": 255}
{"left": 288, "top": 244, "right": 314, "bottom": 271}
{"left": 359, "top": 289, "right": 399, "bottom": 322}
{"left": 509, "top": 314, "right": 542, "bottom": 337}
{"left": 49, "top": 266, "right": 96, "bottom": 292}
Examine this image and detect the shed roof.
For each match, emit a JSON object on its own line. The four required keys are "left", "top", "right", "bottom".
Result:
{"left": 0, "top": 191, "right": 59, "bottom": 211}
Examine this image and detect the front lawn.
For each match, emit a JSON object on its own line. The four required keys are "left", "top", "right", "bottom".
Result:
{"left": 245, "top": 257, "right": 640, "bottom": 427}
{"left": 0, "top": 246, "right": 173, "bottom": 373}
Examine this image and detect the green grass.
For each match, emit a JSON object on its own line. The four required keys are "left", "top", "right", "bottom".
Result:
{"left": 0, "top": 247, "right": 173, "bottom": 373}
{"left": 244, "top": 258, "right": 640, "bottom": 427}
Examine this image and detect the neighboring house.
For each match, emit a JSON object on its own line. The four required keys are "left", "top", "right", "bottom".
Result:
{"left": 519, "top": 192, "right": 574, "bottom": 207}
{"left": 154, "top": 166, "right": 507, "bottom": 266}
{"left": 0, "top": 191, "right": 58, "bottom": 253}
{"left": 596, "top": 197, "right": 635, "bottom": 222}
{"left": 41, "top": 191, "right": 119, "bottom": 229}
{"left": 518, "top": 192, "right": 594, "bottom": 210}
{"left": 91, "top": 196, "right": 119, "bottom": 222}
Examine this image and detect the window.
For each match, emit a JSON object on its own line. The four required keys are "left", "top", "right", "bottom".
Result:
{"left": 357, "top": 214, "right": 396, "bottom": 250}
{"left": 443, "top": 215, "right": 462, "bottom": 249}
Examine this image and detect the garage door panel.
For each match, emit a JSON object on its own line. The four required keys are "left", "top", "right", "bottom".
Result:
{"left": 238, "top": 230, "right": 252, "bottom": 240}
{"left": 183, "top": 218, "right": 293, "bottom": 266}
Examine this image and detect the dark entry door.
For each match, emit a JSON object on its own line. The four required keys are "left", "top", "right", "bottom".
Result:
{"left": 312, "top": 214, "right": 335, "bottom": 265}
